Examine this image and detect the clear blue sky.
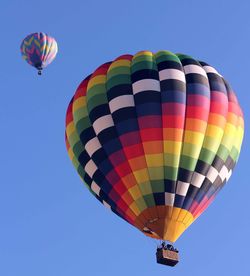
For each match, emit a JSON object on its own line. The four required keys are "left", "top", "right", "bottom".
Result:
{"left": 0, "top": 0, "right": 249, "bottom": 275}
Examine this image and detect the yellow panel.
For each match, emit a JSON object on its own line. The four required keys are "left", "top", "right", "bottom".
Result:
{"left": 134, "top": 50, "right": 152, "bottom": 58}
{"left": 73, "top": 97, "right": 86, "bottom": 112}
{"left": 129, "top": 202, "right": 141, "bottom": 216}
{"left": 66, "top": 122, "right": 75, "bottom": 137}
{"left": 145, "top": 154, "right": 164, "bottom": 167}
{"left": 128, "top": 185, "right": 142, "bottom": 201}
{"left": 108, "top": 59, "right": 131, "bottom": 70}
{"left": 164, "top": 141, "right": 182, "bottom": 154}
{"left": 87, "top": 75, "right": 106, "bottom": 90}
{"left": 224, "top": 123, "right": 236, "bottom": 136}
{"left": 184, "top": 131, "right": 204, "bottom": 145}
{"left": 205, "top": 125, "right": 224, "bottom": 139}
{"left": 133, "top": 168, "right": 150, "bottom": 183}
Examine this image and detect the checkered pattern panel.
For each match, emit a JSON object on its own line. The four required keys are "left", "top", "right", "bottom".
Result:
{"left": 65, "top": 50, "right": 244, "bottom": 241}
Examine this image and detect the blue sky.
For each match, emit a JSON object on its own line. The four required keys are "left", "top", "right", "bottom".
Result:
{"left": 0, "top": 0, "right": 249, "bottom": 275}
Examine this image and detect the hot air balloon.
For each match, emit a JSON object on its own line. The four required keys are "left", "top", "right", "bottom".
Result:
{"left": 65, "top": 50, "right": 244, "bottom": 266}
{"left": 20, "top": 32, "right": 58, "bottom": 75}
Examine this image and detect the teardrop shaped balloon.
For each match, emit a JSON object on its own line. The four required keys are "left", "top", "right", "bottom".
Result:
{"left": 20, "top": 32, "right": 58, "bottom": 75}
{"left": 65, "top": 50, "right": 244, "bottom": 243}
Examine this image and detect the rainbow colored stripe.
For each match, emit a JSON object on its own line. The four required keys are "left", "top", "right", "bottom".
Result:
{"left": 65, "top": 51, "right": 244, "bottom": 242}
{"left": 20, "top": 32, "right": 58, "bottom": 70}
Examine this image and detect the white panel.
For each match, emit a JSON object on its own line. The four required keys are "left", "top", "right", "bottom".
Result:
{"left": 165, "top": 192, "right": 175, "bottom": 206}
{"left": 103, "top": 201, "right": 111, "bottom": 209}
{"left": 206, "top": 166, "right": 219, "bottom": 183}
{"left": 184, "top": 64, "right": 208, "bottom": 78}
{"left": 159, "top": 68, "right": 185, "bottom": 82}
{"left": 109, "top": 95, "right": 135, "bottom": 113}
{"left": 219, "top": 165, "right": 229, "bottom": 182}
{"left": 91, "top": 181, "right": 101, "bottom": 196}
{"left": 203, "top": 65, "right": 222, "bottom": 77}
{"left": 176, "top": 181, "right": 189, "bottom": 196}
{"left": 132, "top": 79, "right": 160, "bottom": 94}
{"left": 226, "top": 169, "right": 232, "bottom": 182}
{"left": 191, "top": 172, "right": 206, "bottom": 188}
{"left": 85, "top": 137, "right": 102, "bottom": 157}
{"left": 84, "top": 159, "right": 97, "bottom": 178}
{"left": 93, "top": 115, "right": 114, "bottom": 135}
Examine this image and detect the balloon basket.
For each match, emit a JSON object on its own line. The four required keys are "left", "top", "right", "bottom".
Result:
{"left": 156, "top": 247, "right": 179, "bottom": 266}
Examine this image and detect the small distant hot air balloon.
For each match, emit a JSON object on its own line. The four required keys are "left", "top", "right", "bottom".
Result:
{"left": 20, "top": 32, "right": 58, "bottom": 75}
{"left": 65, "top": 50, "right": 244, "bottom": 266}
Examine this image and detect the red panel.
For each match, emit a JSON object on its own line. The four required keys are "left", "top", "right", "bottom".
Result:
{"left": 91, "top": 62, "right": 111, "bottom": 77}
{"left": 106, "top": 170, "right": 120, "bottom": 185}
{"left": 162, "top": 115, "right": 185, "bottom": 128}
{"left": 123, "top": 144, "right": 145, "bottom": 159}
{"left": 114, "top": 54, "right": 133, "bottom": 61}
{"left": 140, "top": 128, "right": 162, "bottom": 141}
{"left": 109, "top": 150, "right": 127, "bottom": 166}
{"left": 186, "top": 106, "right": 210, "bottom": 120}
{"left": 187, "top": 94, "right": 210, "bottom": 107}
{"left": 138, "top": 115, "right": 162, "bottom": 129}
{"left": 162, "top": 103, "right": 185, "bottom": 116}
{"left": 113, "top": 180, "right": 127, "bottom": 194}
{"left": 209, "top": 102, "right": 226, "bottom": 114}
{"left": 114, "top": 161, "right": 133, "bottom": 178}
{"left": 66, "top": 101, "right": 73, "bottom": 125}
{"left": 119, "top": 131, "right": 141, "bottom": 147}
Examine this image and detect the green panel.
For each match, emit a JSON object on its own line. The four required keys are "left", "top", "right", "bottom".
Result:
{"left": 154, "top": 50, "right": 181, "bottom": 63}
{"left": 87, "top": 93, "right": 108, "bottom": 112}
{"left": 199, "top": 148, "right": 216, "bottom": 165}
{"left": 106, "top": 74, "right": 131, "bottom": 90}
{"left": 87, "top": 84, "right": 106, "bottom": 98}
{"left": 144, "top": 194, "right": 156, "bottom": 208}
{"left": 151, "top": 180, "right": 165, "bottom": 193}
{"left": 179, "top": 155, "right": 197, "bottom": 171}
{"left": 164, "top": 167, "right": 179, "bottom": 181}
{"left": 107, "top": 66, "right": 131, "bottom": 79}
{"left": 217, "top": 144, "right": 230, "bottom": 161}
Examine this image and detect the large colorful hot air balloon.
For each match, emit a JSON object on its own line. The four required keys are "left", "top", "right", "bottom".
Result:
{"left": 65, "top": 50, "right": 244, "bottom": 264}
{"left": 20, "top": 32, "right": 58, "bottom": 75}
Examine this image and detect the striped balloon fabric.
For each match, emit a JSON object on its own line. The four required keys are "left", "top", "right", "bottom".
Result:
{"left": 20, "top": 32, "right": 58, "bottom": 74}
{"left": 65, "top": 51, "right": 244, "bottom": 242}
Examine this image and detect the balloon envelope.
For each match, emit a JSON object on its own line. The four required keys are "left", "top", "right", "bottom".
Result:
{"left": 65, "top": 50, "right": 244, "bottom": 242}
{"left": 20, "top": 32, "right": 58, "bottom": 73}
